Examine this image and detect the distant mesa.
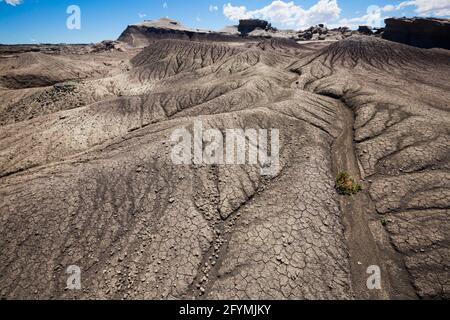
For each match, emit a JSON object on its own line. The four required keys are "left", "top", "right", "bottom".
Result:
{"left": 117, "top": 17, "right": 352, "bottom": 47}
{"left": 383, "top": 17, "right": 450, "bottom": 50}
{"left": 117, "top": 18, "right": 241, "bottom": 47}
{"left": 116, "top": 16, "right": 450, "bottom": 50}
{"left": 135, "top": 18, "right": 193, "bottom": 32}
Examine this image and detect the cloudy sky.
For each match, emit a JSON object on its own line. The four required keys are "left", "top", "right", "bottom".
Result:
{"left": 1, "top": 0, "right": 449, "bottom": 44}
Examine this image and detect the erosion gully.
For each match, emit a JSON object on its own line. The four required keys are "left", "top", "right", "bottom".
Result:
{"left": 331, "top": 97, "right": 416, "bottom": 299}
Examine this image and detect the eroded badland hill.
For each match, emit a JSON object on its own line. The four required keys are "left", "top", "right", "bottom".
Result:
{"left": 0, "top": 18, "right": 449, "bottom": 300}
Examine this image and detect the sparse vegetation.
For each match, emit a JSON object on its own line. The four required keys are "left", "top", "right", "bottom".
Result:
{"left": 381, "top": 218, "right": 388, "bottom": 227}
{"left": 335, "top": 171, "right": 362, "bottom": 195}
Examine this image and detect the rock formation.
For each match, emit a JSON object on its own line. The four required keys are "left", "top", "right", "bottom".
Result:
{"left": 358, "top": 26, "right": 373, "bottom": 35}
{"left": 237, "top": 19, "right": 273, "bottom": 35}
{"left": 383, "top": 17, "right": 450, "bottom": 49}
{"left": 297, "top": 25, "right": 354, "bottom": 41}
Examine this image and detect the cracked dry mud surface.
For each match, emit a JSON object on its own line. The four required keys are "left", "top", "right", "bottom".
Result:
{"left": 0, "top": 36, "right": 449, "bottom": 300}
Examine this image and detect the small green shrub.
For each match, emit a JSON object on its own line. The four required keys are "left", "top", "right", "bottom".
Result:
{"left": 336, "top": 171, "right": 362, "bottom": 195}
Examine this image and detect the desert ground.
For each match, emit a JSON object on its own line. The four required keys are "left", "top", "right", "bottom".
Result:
{"left": 0, "top": 18, "right": 449, "bottom": 300}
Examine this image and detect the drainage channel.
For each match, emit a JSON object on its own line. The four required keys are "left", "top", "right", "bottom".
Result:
{"left": 330, "top": 97, "right": 393, "bottom": 299}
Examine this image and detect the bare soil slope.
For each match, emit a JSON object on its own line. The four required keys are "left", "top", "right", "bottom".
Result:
{"left": 0, "top": 35, "right": 449, "bottom": 300}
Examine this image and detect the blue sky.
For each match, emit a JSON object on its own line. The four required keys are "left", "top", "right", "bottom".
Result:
{"left": 1, "top": 0, "right": 449, "bottom": 44}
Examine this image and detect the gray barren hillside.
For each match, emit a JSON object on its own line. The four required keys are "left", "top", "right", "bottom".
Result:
{"left": 0, "top": 19, "right": 449, "bottom": 300}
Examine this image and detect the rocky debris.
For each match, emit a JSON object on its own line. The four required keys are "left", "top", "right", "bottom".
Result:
{"left": 297, "top": 25, "right": 353, "bottom": 41}
{"left": 53, "top": 81, "right": 78, "bottom": 91}
{"left": 383, "top": 17, "right": 450, "bottom": 49}
{"left": 0, "top": 81, "right": 93, "bottom": 125}
{"left": 358, "top": 26, "right": 373, "bottom": 35}
{"left": 333, "top": 26, "right": 353, "bottom": 36}
{"left": 297, "top": 25, "right": 328, "bottom": 40}
{"left": 92, "top": 40, "right": 126, "bottom": 52}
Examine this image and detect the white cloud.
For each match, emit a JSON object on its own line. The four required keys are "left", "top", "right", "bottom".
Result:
{"left": 339, "top": 4, "right": 384, "bottom": 28}
{"left": 223, "top": 0, "right": 341, "bottom": 28}
{"left": 339, "top": 0, "right": 450, "bottom": 30}
{"left": 163, "top": 2, "right": 168, "bottom": 9}
{"left": 138, "top": 13, "right": 147, "bottom": 19}
{"left": 383, "top": 1, "right": 414, "bottom": 12}
{"left": 408, "top": 0, "right": 450, "bottom": 16}
{"left": 209, "top": 5, "right": 219, "bottom": 12}
{"left": 382, "top": 5, "right": 396, "bottom": 12}
{"left": 1, "top": 0, "right": 23, "bottom": 6}
{"left": 381, "top": 0, "right": 450, "bottom": 17}
{"left": 223, "top": 0, "right": 450, "bottom": 31}
{"left": 223, "top": 3, "right": 252, "bottom": 20}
